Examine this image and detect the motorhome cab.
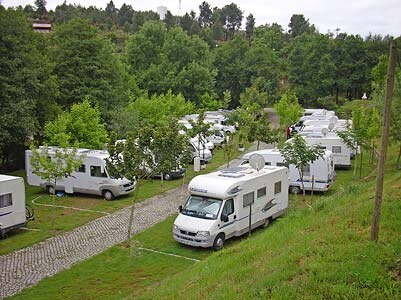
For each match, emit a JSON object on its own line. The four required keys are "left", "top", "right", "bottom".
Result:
{"left": 241, "top": 149, "right": 336, "bottom": 194}
{"left": 0, "top": 175, "right": 27, "bottom": 237}
{"left": 173, "top": 165, "right": 289, "bottom": 250}
{"left": 303, "top": 134, "right": 352, "bottom": 168}
{"left": 26, "top": 147, "right": 136, "bottom": 200}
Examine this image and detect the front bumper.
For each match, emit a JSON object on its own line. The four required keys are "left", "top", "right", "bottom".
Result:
{"left": 173, "top": 228, "right": 214, "bottom": 248}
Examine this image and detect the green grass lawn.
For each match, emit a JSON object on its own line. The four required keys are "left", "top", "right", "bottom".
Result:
{"left": 7, "top": 146, "right": 395, "bottom": 300}
{"left": 1, "top": 144, "right": 243, "bottom": 255}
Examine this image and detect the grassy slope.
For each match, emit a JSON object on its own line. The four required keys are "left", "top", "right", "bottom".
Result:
{"left": 8, "top": 149, "right": 401, "bottom": 299}
{"left": 135, "top": 158, "right": 401, "bottom": 299}
{"left": 1, "top": 145, "right": 241, "bottom": 255}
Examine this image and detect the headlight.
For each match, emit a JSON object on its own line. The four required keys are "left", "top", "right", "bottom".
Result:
{"left": 173, "top": 225, "right": 179, "bottom": 231}
{"left": 196, "top": 231, "right": 210, "bottom": 237}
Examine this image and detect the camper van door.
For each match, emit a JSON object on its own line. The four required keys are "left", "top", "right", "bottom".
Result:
{"left": 220, "top": 198, "right": 236, "bottom": 238}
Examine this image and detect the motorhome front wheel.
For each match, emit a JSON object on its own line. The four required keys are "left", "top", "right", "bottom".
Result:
{"left": 213, "top": 233, "right": 225, "bottom": 251}
{"left": 103, "top": 190, "right": 115, "bottom": 201}
{"left": 290, "top": 186, "right": 301, "bottom": 194}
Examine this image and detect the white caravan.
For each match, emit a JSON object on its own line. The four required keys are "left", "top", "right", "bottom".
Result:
{"left": 190, "top": 138, "right": 212, "bottom": 163}
{"left": 302, "top": 134, "right": 352, "bottom": 168}
{"left": 178, "top": 119, "right": 215, "bottom": 151}
{"left": 0, "top": 175, "right": 27, "bottom": 237}
{"left": 206, "top": 130, "right": 225, "bottom": 145}
{"left": 240, "top": 149, "right": 336, "bottom": 194}
{"left": 26, "top": 147, "right": 136, "bottom": 200}
{"left": 173, "top": 165, "right": 289, "bottom": 250}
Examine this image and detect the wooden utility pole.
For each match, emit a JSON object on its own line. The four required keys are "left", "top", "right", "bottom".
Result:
{"left": 370, "top": 40, "right": 397, "bottom": 242}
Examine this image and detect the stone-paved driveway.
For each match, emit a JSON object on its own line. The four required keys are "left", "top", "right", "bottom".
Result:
{"left": 0, "top": 142, "right": 272, "bottom": 299}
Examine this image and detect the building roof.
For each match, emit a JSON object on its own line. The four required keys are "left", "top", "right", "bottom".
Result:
{"left": 32, "top": 23, "right": 51, "bottom": 28}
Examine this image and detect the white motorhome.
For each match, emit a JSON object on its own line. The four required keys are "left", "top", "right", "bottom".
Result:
{"left": 178, "top": 119, "right": 215, "bottom": 152}
{"left": 241, "top": 149, "right": 336, "bottom": 194}
{"left": 173, "top": 165, "right": 289, "bottom": 250}
{"left": 206, "top": 130, "right": 225, "bottom": 145}
{"left": 302, "top": 134, "right": 352, "bottom": 168}
{"left": 190, "top": 138, "right": 212, "bottom": 163}
{"left": 26, "top": 147, "right": 136, "bottom": 200}
{"left": 0, "top": 175, "right": 27, "bottom": 237}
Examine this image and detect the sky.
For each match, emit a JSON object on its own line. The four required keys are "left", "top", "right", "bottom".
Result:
{"left": 3, "top": 0, "right": 401, "bottom": 37}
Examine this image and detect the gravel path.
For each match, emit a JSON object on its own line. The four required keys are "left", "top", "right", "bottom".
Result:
{"left": 0, "top": 142, "right": 272, "bottom": 299}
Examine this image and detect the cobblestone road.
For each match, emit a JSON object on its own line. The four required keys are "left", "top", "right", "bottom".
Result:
{"left": 0, "top": 142, "right": 272, "bottom": 299}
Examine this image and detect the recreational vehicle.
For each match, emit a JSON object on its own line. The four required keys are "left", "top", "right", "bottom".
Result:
{"left": 173, "top": 165, "right": 289, "bottom": 250}
{"left": 190, "top": 138, "right": 213, "bottom": 162}
{"left": 303, "top": 134, "right": 352, "bottom": 168}
{"left": 241, "top": 149, "right": 336, "bottom": 194}
{"left": 0, "top": 175, "right": 27, "bottom": 237}
{"left": 26, "top": 147, "right": 136, "bottom": 200}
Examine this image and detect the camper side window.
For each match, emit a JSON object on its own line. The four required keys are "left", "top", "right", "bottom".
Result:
{"left": 222, "top": 199, "right": 234, "bottom": 216}
{"left": 274, "top": 181, "right": 282, "bottom": 194}
{"left": 0, "top": 193, "right": 12, "bottom": 208}
{"left": 257, "top": 187, "right": 266, "bottom": 198}
{"left": 332, "top": 146, "right": 342, "bottom": 153}
{"left": 302, "top": 165, "right": 310, "bottom": 176}
{"left": 77, "top": 164, "right": 86, "bottom": 173}
{"left": 90, "top": 166, "right": 107, "bottom": 178}
{"left": 265, "top": 162, "right": 271, "bottom": 166}
{"left": 243, "top": 192, "right": 254, "bottom": 207}
{"left": 277, "top": 162, "right": 289, "bottom": 168}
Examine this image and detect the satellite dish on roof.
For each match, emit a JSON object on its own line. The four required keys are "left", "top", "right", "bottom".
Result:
{"left": 328, "top": 123, "right": 335, "bottom": 131}
{"left": 249, "top": 154, "right": 265, "bottom": 171}
{"left": 329, "top": 116, "right": 338, "bottom": 124}
{"left": 322, "top": 127, "right": 329, "bottom": 136}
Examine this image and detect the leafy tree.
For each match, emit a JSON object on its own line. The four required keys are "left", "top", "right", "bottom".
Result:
{"left": 44, "top": 99, "right": 108, "bottom": 149}
{"left": 0, "top": 8, "right": 57, "bottom": 169}
{"left": 198, "top": 1, "right": 213, "bottom": 28}
{"left": 106, "top": 130, "right": 153, "bottom": 242}
{"left": 274, "top": 90, "right": 303, "bottom": 141}
{"left": 253, "top": 23, "right": 286, "bottom": 51}
{"left": 117, "top": 3, "right": 134, "bottom": 27}
{"left": 288, "top": 14, "right": 315, "bottom": 38}
{"left": 220, "top": 3, "right": 243, "bottom": 40}
{"left": 188, "top": 113, "right": 212, "bottom": 158}
{"left": 105, "top": 0, "right": 118, "bottom": 25}
{"left": 248, "top": 114, "right": 279, "bottom": 150}
{"left": 180, "top": 13, "right": 193, "bottom": 33}
{"left": 29, "top": 145, "right": 83, "bottom": 227}
{"left": 151, "top": 120, "right": 192, "bottom": 183}
{"left": 245, "top": 13, "right": 255, "bottom": 42}
{"left": 51, "top": 18, "right": 132, "bottom": 119}
{"left": 164, "top": 11, "right": 176, "bottom": 29}
{"left": 280, "top": 134, "right": 324, "bottom": 201}
{"left": 35, "top": 0, "right": 47, "bottom": 18}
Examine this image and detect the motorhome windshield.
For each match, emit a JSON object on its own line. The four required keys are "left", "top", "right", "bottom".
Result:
{"left": 182, "top": 196, "right": 222, "bottom": 220}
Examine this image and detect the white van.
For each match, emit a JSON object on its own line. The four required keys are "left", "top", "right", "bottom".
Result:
{"left": 241, "top": 149, "right": 336, "bottom": 194}
{"left": 302, "top": 134, "right": 352, "bottom": 168}
{"left": 26, "top": 147, "right": 136, "bottom": 200}
{"left": 0, "top": 175, "right": 27, "bottom": 237}
{"left": 173, "top": 165, "right": 289, "bottom": 250}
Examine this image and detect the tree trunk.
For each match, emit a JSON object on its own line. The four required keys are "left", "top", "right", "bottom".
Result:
{"left": 299, "top": 169, "right": 306, "bottom": 202}
{"left": 257, "top": 140, "right": 260, "bottom": 150}
{"left": 127, "top": 180, "right": 140, "bottom": 242}
{"left": 51, "top": 179, "right": 57, "bottom": 228}
{"left": 371, "top": 41, "right": 397, "bottom": 242}
{"left": 359, "top": 148, "right": 363, "bottom": 179}
{"left": 396, "top": 143, "right": 401, "bottom": 169}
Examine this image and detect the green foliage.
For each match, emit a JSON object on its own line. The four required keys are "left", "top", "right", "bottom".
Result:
{"left": 128, "top": 90, "right": 194, "bottom": 127}
{"left": 0, "top": 8, "right": 58, "bottom": 167}
{"left": 51, "top": 18, "right": 132, "bottom": 117}
{"left": 274, "top": 90, "right": 303, "bottom": 140}
{"left": 220, "top": 3, "right": 243, "bottom": 40}
{"left": 247, "top": 114, "right": 279, "bottom": 149}
{"left": 288, "top": 14, "right": 315, "bottom": 38}
{"left": 44, "top": 99, "right": 108, "bottom": 149}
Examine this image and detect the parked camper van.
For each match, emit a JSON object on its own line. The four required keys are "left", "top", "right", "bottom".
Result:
{"left": 241, "top": 149, "right": 336, "bottom": 194}
{"left": 302, "top": 134, "right": 352, "bottom": 168}
{"left": 190, "top": 138, "right": 212, "bottom": 163}
{"left": 26, "top": 147, "right": 136, "bottom": 200}
{"left": 0, "top": 175, "right": 27, "bottom": 237}
{"left": 173, "top": 165, "right": 289, "bottom": 250}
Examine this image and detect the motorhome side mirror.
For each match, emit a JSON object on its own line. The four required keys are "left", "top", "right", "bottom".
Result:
{"left": 178, "top": 205, "right": 183, "bottom": 213}
{"left": 221, "top": 214, "right": 229, "bottom": 222}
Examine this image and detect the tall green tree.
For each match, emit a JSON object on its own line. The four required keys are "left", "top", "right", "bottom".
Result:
{"left": 44, "top": 99, "right": 108, "bottom": 149}
{"left": 220, "top": 3, "right": 243, "bottom": 40}
{"left": 198, "top": 1, "right": 213, "bottom": 28}
{"left": 274, "top": 90, "right": 303, "bottom": 141}
{"left": 0, "top": 8, "right": 57, "bottom": 168}
{"left": 51, "top": 18, "right": 132, "bottom": 118}
{"left": 35, "top": 0, "right": 47, "bottom": 18}
{"left": 288, "top": 14, "right": 315, "bottom": 38}
{"left": 245, "top": 13, "right": 255, "bottom": 42}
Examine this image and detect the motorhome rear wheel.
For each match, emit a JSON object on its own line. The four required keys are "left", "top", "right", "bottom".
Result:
{"left": 103, "top": 190, "right": 115, "bottom": 201}
{"left": 290, "top": 186, "right": 301, "bottom": 194}
{"left": 163, "top": 173, "right": 172, "bottom": 181}
{"left": 213, "top": 233, "right": 225, "bottom": 251}
{"left": 47, "top": 185, "right": 55, "bottom": 195}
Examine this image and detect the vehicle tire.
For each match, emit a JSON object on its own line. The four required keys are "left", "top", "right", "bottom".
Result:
{"left": 103, "top": 190, "right": 115, "bottom": 201}
{"left": 47, "top": 185, "right": 55, "bottom": 195}
{"left": 263, "top": 217, "right": 272, "bottom": 228}
{"left": 163, "top": 173, "right": 172, "bottom": 181}
{"left": 226, "top": 131, "right": 231, "bottom": 135}
{"left": 290, "top": 186, "right": 301, "bottom": 194}
{"left": 212, "top": 233, "right": 225, "bottom": 251}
